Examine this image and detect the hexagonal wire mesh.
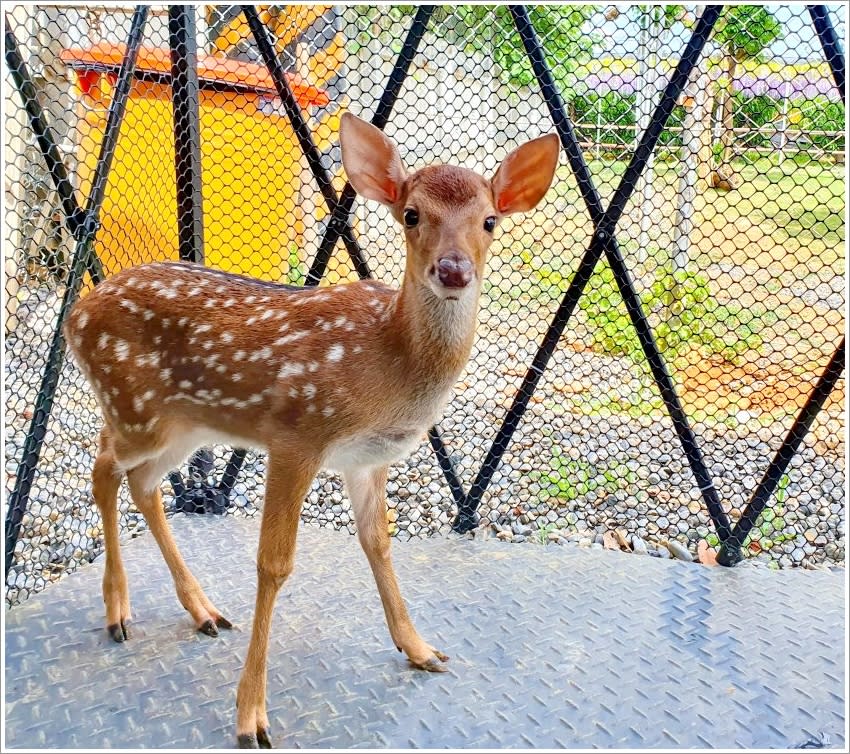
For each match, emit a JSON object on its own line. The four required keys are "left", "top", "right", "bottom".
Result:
{"left": 3, "top": 4, "right": 845, "bottom": 605}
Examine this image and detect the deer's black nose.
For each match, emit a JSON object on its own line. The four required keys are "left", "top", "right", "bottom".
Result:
{"left": 436, "top": 253, "right": 473, "bottom": 289}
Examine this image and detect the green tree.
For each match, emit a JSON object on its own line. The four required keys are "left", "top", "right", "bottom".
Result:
{"left": 369, "top": 5, "right": 597, "bottom": 93}
{"left": 711, "top": 6, "right": 781, "bottom": 181}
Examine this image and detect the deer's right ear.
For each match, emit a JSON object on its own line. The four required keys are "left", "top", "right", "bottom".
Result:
{"left": 340, "top": 113, "right": 407, "bottom": 206}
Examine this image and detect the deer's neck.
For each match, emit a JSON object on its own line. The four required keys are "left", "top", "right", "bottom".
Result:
{"left": 393, "top": 275, "right": 480, "bottom": 382}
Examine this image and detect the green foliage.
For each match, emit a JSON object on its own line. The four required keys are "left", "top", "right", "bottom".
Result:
{"left": 800, "top": 98, "right": 846, "bottom": 149}
{"left": 459, "top": 6, "right": 597, "bottom": 90}
{"left": 570, "top": 92, "right": 687, "bottom": 149}
{"left": 285, "top": 245, "right": 305, "bottom": 286}
{"left": 535, "top": 522, "right": 558, "bottom": 544}
{"left": 521, "top": 249, "right": 770, "bottom": 363}
{"left": 733, "top": 93, "right": 779, "bottom": 129}
{"left": 366, "top": 5, "right": 597, "bottom": 92}
{"left": 540, "top": 447, "right": 636, "bottom": 503}
{"left": 775, "top": 472, "right": 791, "bottom": 506}
{"left": 714, "top": 6, "right": 782, "bottom": 62}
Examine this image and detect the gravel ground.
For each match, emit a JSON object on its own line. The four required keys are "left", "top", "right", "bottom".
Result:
{"left": 4, "top": 284, "right": 845, "bottom": 605}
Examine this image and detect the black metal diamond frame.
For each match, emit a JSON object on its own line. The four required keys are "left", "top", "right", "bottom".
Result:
{"left": 4, "top": 4, "right": 846, "bottom": 578}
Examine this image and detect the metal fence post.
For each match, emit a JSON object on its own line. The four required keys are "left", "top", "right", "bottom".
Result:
{"left": 165, "top": 4, "right": 224, "bottom": 515}
{"left": 5, "top": 5, "right": 149, "bottom": 576}
{"left": 219, "top": 6, "right": 465, "bottom": 508}
{"left": 455, "top": 6, "right": 729, "bottom": 541}
{"left": 717, "top": 5, "right": 847, "bottom": 566}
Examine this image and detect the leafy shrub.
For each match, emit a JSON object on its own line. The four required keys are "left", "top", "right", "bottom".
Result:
{"left": 522, "top": 249, "right": 769, "bottom": 363}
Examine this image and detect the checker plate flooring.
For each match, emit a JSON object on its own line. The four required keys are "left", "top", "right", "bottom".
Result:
{"left": 4, "top": 514, "right": 845, "bottom": 749}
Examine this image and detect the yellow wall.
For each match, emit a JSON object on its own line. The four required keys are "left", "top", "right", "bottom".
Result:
{"left": 75, "top": 76, "right": 301, "bottom": 289}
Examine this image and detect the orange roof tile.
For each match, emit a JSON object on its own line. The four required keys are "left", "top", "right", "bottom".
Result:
{"left": 60, "top": 43, "right": 329, "bottom": 107}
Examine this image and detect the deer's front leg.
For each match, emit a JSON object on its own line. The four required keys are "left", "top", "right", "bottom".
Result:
{"left": 344, "top": 466, "right": 449, "bottom": 672}
{"left": 236, "top": 454, "right": 318, "bottom": 749}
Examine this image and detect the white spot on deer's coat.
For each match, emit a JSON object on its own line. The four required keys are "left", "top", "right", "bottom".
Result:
{"left": 119, "top": 299, "right": 139, "bottom": 313}
{"left": 132, "top": 395, "right": 145, "bottom": 413}
{"left": 249, "top": 346, "right": 272, "bottom": 362}
{"left": 245, "top": 295, "right": 256, "bottom": 304}
{"left": 145, "top": 417, "right": 159, "bottom": 431}
{"left": 216, "top": 364, "right": 227, "bottom": 374}
{"left": 261, "top": 310, "right": 274, "bottom": 321}
{"left": 196, "top": 324, "right": 212, "bottom": 334}
{"left": 143, "top": 309, "right": 155, "bottom": 321}
{"left": 221, "top": 397, "right": 237, "bottom": 406}
{"left": 277, "top": 362, "right": 305, "bottom": 379}
{"left": 345, "top": 321, "right": 355, "bottom": 331}
{"left": 303, "top": 383, "right": 316, "bottom": 399}
{"left": 232, "top": 373, "right": 242, "bottom": 382}
{"left": 306, "top": 404, "right": 316, "bottom": 413}
{"left": 178, "top": 317, "right": 189, "bottom": 327}
{"left": 223, "top": 298, "right": 236, "bottom": 308}
{"left": 188, "top": 286, "right": 202, "bottom": 297}
{"left": 98, "top": 333, "right": 110, "bottom": 350}
{"left": 326, "top": 344, "right": 344, "bottom": 363}
{"left": 274, "top": 331, "right": 308, "bottom": 347}
{"left": 203, "top": 341, "right": 215, "bottom": 350}
{"left": 334, "top": 316, "right": 347, "bottom": 328}
{"left": 307, "top": 361, "right": 319, "bottom": 372}
{"left": 248, "top": 394, "right": 263, "bottom": 404}
{"left": 353, "top": 345, "right": 363, "bottom": 354}
{"left": 157, "top": 288, "right": 178, "bottom": 300}
{"left": 221, "top": 332, "right": 233, "bottom": 343}
{"left": 114, "top": 339, "right": 130, "bottom": 361}
{"left": 160, "top": 368, "right": 172, "bottom": 382}
{"left": 204, "top": 300, "right": 217, "bottom": 308}
{"left": 178, "top": 380, "right": 192, "bottom": 390}
{"left": 246, "top": 316, "right": 258, "bottom": 326}
{"left": 322, "top": 406, "right": 336, "bottom": 417}
{"left": 233, "top": 351, "right": 245, "bottom": 361}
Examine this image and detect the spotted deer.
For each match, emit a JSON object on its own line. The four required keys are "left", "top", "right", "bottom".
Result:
{"left": 64, "top": 112, "right": 559, "bottom": 748}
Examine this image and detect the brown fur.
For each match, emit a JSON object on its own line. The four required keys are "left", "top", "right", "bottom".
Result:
{"left": 64, "top": 113, "right": 559, "bottom": 748}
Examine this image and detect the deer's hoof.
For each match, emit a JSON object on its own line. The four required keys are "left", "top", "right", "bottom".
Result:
{"left": 199, "top": 619, "right": 218, "bottom": 637}
{"left": 199, "top": 615, "right": 233, "bottom": 637}
{"left": 107, "top": 620, "right": 128, "bottom": 642}
{"left": 410, "top": 650, "right": 450, "bottom": 672}
{"left": 237, "top": 728, "right": 272, "bottom": 749}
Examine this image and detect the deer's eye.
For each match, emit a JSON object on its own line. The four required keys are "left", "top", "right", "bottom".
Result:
{"left": 483, "top": 216, "right": 497, "bottom": 233}
{"left": 404, "top": 208, "right": 419, "bottom": 228}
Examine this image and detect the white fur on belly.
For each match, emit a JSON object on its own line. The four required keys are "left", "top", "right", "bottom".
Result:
{"left": 324, "top": 429, "right": 423, "bottom": 474}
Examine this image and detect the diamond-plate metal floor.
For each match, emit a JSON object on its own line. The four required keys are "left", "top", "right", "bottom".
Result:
{"left": 4, "top": 514, "right": 845, "bottom": 749}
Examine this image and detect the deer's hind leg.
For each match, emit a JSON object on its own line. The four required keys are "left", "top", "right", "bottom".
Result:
{"left": 92, "top": 426, "right": 131, "bottom": 641}
{"left": 113, "top": 427, "right": 233, "bottom": 636}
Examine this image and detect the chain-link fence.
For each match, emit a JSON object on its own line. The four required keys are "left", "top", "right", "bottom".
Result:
{"left": 4, "top": 4, "right": 846, "bottom": 606}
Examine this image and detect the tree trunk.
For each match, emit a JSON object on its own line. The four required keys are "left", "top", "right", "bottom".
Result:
{"left": 720, "top": 53, "right": 738, "bottom": 174}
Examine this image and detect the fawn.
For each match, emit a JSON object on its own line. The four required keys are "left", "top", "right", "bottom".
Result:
{"left": 64, "top": 113, "right": 559, "bottom": 748}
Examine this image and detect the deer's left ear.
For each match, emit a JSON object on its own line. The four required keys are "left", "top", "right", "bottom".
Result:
{"left": 491, "top": 133, "right": 560, "bottom": 215}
